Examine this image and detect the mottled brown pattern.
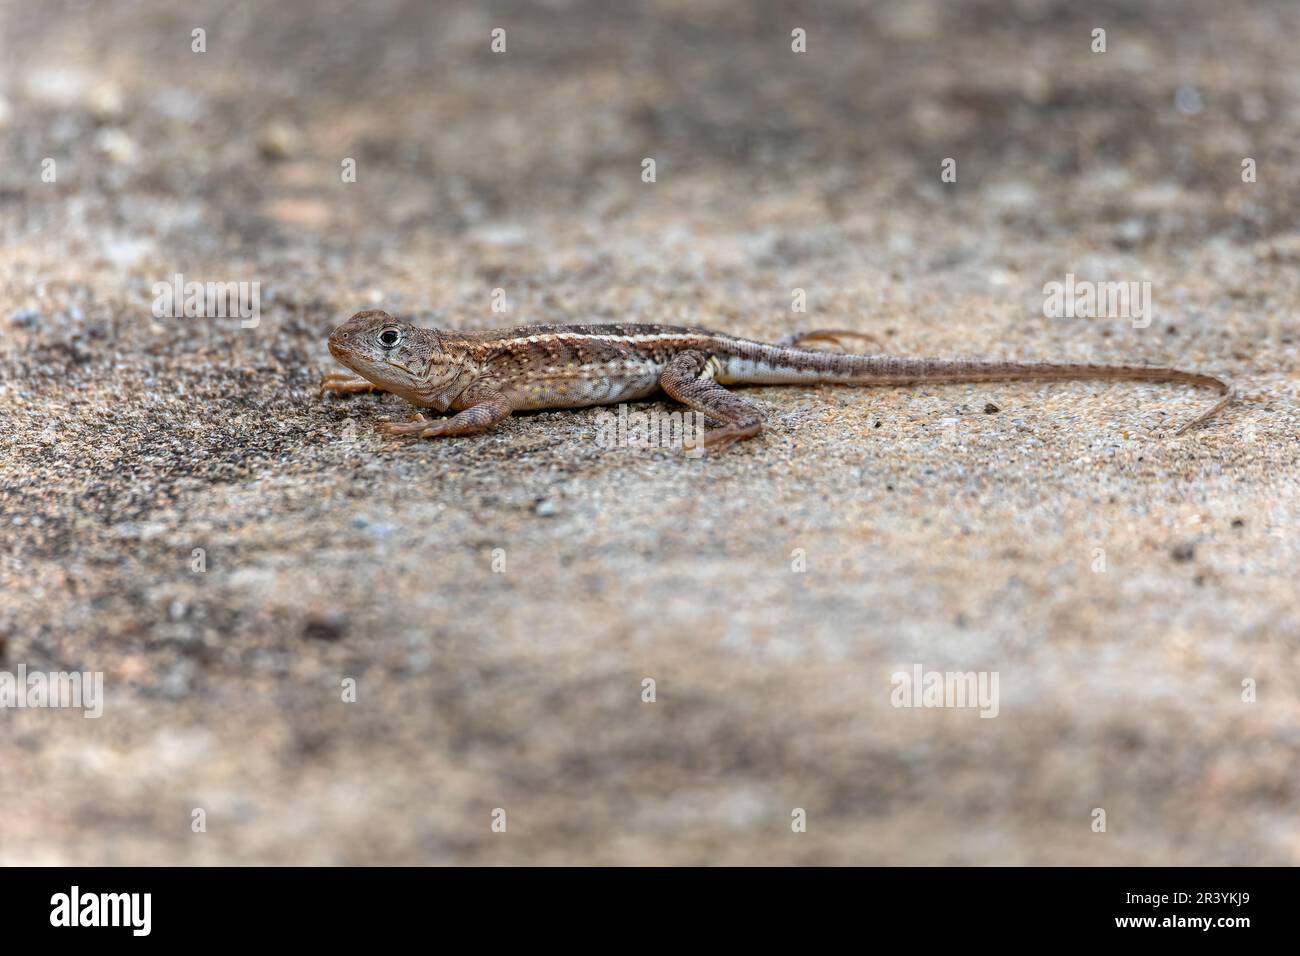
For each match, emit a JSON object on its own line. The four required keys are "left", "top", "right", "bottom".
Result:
{"left": 324, "top": 311, "right": 1231, "bottom": 447}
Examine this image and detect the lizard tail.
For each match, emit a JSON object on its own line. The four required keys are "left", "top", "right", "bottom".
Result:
{"left": 720, "top": 349, "right": 1232, "bottom": 435}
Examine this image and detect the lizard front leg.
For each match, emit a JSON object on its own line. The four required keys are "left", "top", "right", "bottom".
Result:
{"left": 320, "top": 371, "right": 385, "bottom": 397}
{"left": 659, "top": 350, "right": 763, "bottom": 451}
{"left": 377, "top": 382, "right": 514, "bottom": 439}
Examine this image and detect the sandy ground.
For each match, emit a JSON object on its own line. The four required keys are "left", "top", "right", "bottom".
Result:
{"left": 1, "top": 0, "right": 1297, "bottom": 864}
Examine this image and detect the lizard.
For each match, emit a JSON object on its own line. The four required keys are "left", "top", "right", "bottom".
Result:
{"left": 320, "top": 309, "right": 1232, "bottom": 450}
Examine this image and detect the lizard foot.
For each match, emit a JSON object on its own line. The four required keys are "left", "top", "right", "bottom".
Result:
{"left": 320, "top": 372, "right": 382, "bottom": 397}
{"left": 377, "top": 415, "right": 438, "bottom": 437}
{"left": 702, "top": 422, "right": 762, "bottom": 452}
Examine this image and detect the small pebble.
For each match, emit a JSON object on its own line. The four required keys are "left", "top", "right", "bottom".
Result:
{"left": 9, "top": 308, "right": 41, "bottom": 328}
{"left": 1171, "top": 542, "right": 1196, "bottom": 563}
{"left": 983, "top": 402, "right": 1000, "bottom": 414}
{"left": 1175, "top": 85, "right": 1203, "bottom": 116}
{"left": 94, "top": 127, "right": 137, "bottom": 164}
{"left": 88, "top": 82, "right": 126, "bottom": 122}
{"left": 258, "top": 120, "right": 303, "bottom": 160}
{"left": 160, "top": 661, "right": 195, "bottom": 699}
{"left": 1114, "top": 219, "right": 1147, "bottom": 245}
{"left": 152, "top": 87, "right": 207, "bottom": 123}
{"left": 302, "top": 611, "right": 346, "bottom": 641}
{"left": 534, "top": 498, "right": 558, "bottom": 517}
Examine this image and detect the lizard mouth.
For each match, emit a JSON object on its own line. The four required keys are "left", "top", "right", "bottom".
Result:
{"left": 327, "top": 337, "right": 375, "bottom": 375}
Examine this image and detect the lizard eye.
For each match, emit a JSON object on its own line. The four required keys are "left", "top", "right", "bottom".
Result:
{"left": 378, "top": 327, "right": 402, "bottom": 348}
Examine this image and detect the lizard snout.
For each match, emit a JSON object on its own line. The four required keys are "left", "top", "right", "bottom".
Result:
{"left": 327, "top": 328, "right": 349, "bottom": 360}
{"left": 327, "top": 325, "right": 365, "bottom": 368}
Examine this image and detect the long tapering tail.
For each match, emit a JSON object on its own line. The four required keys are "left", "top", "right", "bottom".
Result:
{"left": 718, "top": 345, "right": 1232, "bottom": 435}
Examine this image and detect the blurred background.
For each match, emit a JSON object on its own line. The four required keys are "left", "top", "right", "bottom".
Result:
{"left": 0, "top": 0, "right": 1296, "bottom": 864}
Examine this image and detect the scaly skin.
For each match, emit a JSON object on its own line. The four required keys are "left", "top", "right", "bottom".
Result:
{"left": 322, "top": 309, "right": 1232, "bottom": 450}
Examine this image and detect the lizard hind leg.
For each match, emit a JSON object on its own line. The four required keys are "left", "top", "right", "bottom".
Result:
{"left": 659, "top": 350, "right": 764, "bottom": 451}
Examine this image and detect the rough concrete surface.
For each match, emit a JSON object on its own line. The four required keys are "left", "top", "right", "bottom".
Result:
{"left": 1, "top": 1, "right": 1297, "bottom": 864}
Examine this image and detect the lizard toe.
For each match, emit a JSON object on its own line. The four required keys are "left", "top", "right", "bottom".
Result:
{"left": 377, "top": 414, "right": 432, "bottom": 437}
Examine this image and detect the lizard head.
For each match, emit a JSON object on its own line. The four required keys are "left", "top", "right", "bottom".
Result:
{"left": 328, "top": 310, "right": 461, "bottom": 407}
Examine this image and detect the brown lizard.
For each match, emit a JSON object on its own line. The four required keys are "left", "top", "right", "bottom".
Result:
{"left": 320, "top": 309, "right": 1231, "bottom": 450}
